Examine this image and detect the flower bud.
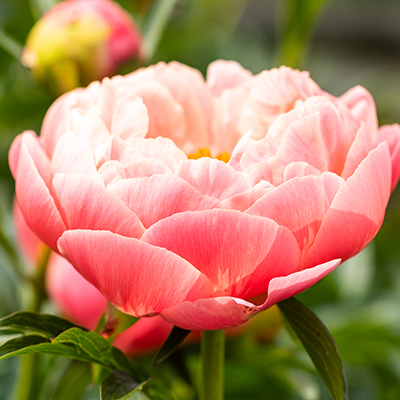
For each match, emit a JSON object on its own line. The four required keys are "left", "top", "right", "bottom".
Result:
{"left": 22, "top": 0, "right": 144, "bottom": 95}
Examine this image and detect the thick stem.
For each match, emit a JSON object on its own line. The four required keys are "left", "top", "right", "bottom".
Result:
{"left": 200, "top": 330, "right": 225, "bottom": 400}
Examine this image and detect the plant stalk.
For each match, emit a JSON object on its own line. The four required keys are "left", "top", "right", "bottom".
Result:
{"left": 200, "top": 329, "right": 225, "bottom": 400}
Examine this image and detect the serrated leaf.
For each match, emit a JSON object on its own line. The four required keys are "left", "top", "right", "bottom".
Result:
{"left": 151, "top": 326, "right": 191, "bottom": 366}
{"left": 278, "top": 297, "right": 347, "bottom": 400}
{"left": 0, "top": 334, "right": 49, "bottom": 356}
{"left": 0, "top": 311, "right": 86, "bottom": 337}
{"left": 0, "top": 327, "right": 149, "bottom": 385}
{"left": 100, "top": 370, "right": 149, "bottom": 400}
{"left": 53, "top": 328, "right": 149, "bottom": 381}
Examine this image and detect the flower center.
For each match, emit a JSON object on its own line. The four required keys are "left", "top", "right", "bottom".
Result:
{"left": 188, "top": 148, "right": 230, "bottom": 163}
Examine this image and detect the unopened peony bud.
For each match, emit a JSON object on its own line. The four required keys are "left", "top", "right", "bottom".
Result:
{"left": 22, "top": 0, "right": 144, "bottom": 95}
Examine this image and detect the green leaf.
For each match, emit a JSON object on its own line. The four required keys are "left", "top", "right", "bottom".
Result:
{"left": 278, "top": 297, "right": 347, "bottom": 400}
{"left": 0, "top": 328, "right": 22, "bottom": 336}
{"left": 0, "top": 334, "right": 48, "bottom": 356}
{"left": 0, "top": 311, "right": 86, "bottom": 338}
{"left": 151, "top": 326, "right": 191, "bottom": 366}
{"left": 0, "top": 327, "right": 150, "bottom": 385}
{"left": 52, "top": 328, "right": 149, "bottom": 380}
{"left": 100, "top": 370, "right": 149, "bottom": 400}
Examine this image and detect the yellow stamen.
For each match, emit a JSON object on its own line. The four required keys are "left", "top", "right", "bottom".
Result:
{"left": 188, "top": 148, "right": 230, "bottom": 163}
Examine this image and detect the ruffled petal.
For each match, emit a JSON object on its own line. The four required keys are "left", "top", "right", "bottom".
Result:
{"left": 238, "top": 66, "right": 321, "bottom": 139}
{"left": 58, "top": 230, "right": 214, "bottom": 316}
{"left": 51, "top": 131, "right": 103, "bottom": 185}
{"left": 108, "top": 174, "right": 222, "bottom": 228}
{"left": 52, "top": 173, "right": 145, "bottom": 238}
{"left": 177, "top": 158, "right": 251, "bottom": 201}
{"left": 206, "top": 60, "right": 252, "bottom": 96}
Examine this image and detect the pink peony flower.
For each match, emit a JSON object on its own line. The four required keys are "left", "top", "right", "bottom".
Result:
{"left": 13, "top": 202, "right": 172, "bottom": 356}
{"left": 10, "top": 61, "right": 400, "bottom": 330}
{"left": 22, "top": 0, "right": 144, "bottom": 95}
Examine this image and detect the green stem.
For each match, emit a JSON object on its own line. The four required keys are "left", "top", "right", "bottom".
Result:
{"left": 13, "top": 246, "right": 51, "bottom": 400}
{"left": 200, "top": 330, "right": 225, "bottom": 400}
{"left": 143, "top": 0, "right": 178, "bottom": 60}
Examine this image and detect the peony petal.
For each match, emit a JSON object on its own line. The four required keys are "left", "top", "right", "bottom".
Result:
{"left": 302, "top": 143, "right": 391, "bottom": 269}
{"left": 341, "top": 123, "right": 377, "bottom": 180}
{"left": 338, "top": 85, "right": 378, "bottom": 137}
{"left": 161, "top": 296, "right": 259, "bottom": 330}
{"left": 283, "top": 161, "right": 322, "bottom": 181}
{"left": 378, "top": 123, "right": 400, "bottom": 191}
{"left": 142, "top": 209, "right": 300, "bottom": 299}
{"left": 272, "top": 113, "right": 328, "bottom": 185}
{"left": 206, "top": 60, "right": 252, "bottom": 96}
{"left": 13, "top": 135, "right": 66, "bottom": 252}
{"left": 52, "top": 173, "right": 145, "bottom": 238}
{"left": 41, "top": 90, "right": 82, "bottom": 157}
{"left": 108, "top": 174, "right": 222, "bottom": 228}
{"left": 221, "top": 185, "right": 272, "bottom": 212}
{"left": 176, "top": 158, "right": 251, "bottom": 201}
{"left": 161, "top": 259, "right": 340, "bottom": 330}
{"left": 260, "top": 258, "right": 341, "bottom": 309}
{"left": 51, "top": 131, "right": 103, "bottom": 185}
{"left": 247, "top": 173, "right": 344, "bottom": 258}
{"left": 58, "top": 230, "right": 214, "bottom": 317}
{"left": 130, "top": 80, "right": 186, "bottom": 144}
{"left": 238, "top": 66, "right": 321, "bottom": 139}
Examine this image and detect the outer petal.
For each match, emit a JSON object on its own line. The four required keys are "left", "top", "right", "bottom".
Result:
{"left": 12, "top": 134, "right": 66, "bottom": 251}
{"left": 302, "top": 143, "right": 391, "bottom": 269}
{"left": 52, "top": 173, "right": 145, "bottom": 238}
{"left": 46, "top": 252, "right": 107, "bottom": 330}
{"left": 238, "top": 66, "right": 321, "bottom": 139}
{"left": 58, "top": 230, "right": 214, "bottom": 317}
{"left": 161, "top": 259, "right": 340, "bottom": 330}
{"left": 378, "top": 123, "right": 400, "bottom": 191}
{"left": 176, "top": 158, "right": 251, "bottom": 201}
{"left": 108, "top": 174, "right": 222, "bottom": 228}
{"left": 246, "top": 173, "right": 344, "bottom": 258}
{"left": 142, "top": 209, "right": 300, "bottom": 299}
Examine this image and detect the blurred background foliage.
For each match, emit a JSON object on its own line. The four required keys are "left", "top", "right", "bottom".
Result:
{"left": 2, "top": 0, "right": 400, "bottom": 399}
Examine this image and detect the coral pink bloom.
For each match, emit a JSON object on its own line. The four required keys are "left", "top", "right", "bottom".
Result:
{"left": 10, "top": 61, "right": 400, "bottom": 330}
{"left": 13, "top": 202, "right": 172, "bottom": 355}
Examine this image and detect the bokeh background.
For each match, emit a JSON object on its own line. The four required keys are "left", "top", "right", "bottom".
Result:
{"left": 2, "top": 1, "right": 400, "bottom": 399}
